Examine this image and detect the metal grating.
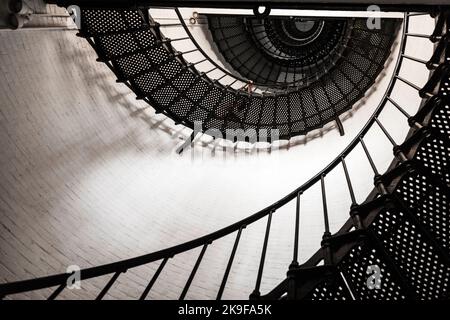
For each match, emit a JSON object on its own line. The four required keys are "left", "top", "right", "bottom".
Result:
{"left": 79, "top": 8, "right": 400, "bottom": 141}
{"left": 339, "top": 243, "right": 408, "bottom": 300}
{"left": 371, "top": 208, "right": 450, "bottom": 299}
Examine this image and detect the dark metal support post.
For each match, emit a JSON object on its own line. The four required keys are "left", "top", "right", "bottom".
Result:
{"left": 320, "top": 175, "right": 333, "bottom": 265}
{"left": 375, "top": 118, "right": 408, "bottom": 161}
{"left": 387, "top": 96, "right": 411, "bottom": 118}
{"left": 47, "top": 283, "right": 66, "bottom": 300}
{"left": 177, "top": 131, "right": 197, "bottom": 154}
{"left": 375, "top": 118, "right": 397, "bottom": 146}
{"left": 360, "top": 137, "right": 389, "bottom": 195}
{"left": 341, "top": 156, "right": 364, "bottom": 229}
{"left": 335, "top": 117, "right": 345, "bottom": 136}
{"left": 250, "top": 210, "right": 273, "bottom": 299}
{"left": 387, "top": 96, "right": 424, "bottom": 129}
{"left": 321, "top": 175, "right": 330, "bottom": 236}
{"left": 396, "top": 75, "right": 433, "bottom": 98}
{"left": 290, "top": 191, "right": 302, "bottom": 268}
{"left": 46, "top": 0, "right": 444, "bottom": 13}
{"left": 359, "top": 137, "right": 379, "bottom": 176}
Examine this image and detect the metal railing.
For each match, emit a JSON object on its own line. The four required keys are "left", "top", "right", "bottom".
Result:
{"left": 0, "top": 10, "right": 446, "bottom": 300}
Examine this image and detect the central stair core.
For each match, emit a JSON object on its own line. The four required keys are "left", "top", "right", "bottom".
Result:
{"left": 80, "top": 9, "right": 400, "bottom": 141}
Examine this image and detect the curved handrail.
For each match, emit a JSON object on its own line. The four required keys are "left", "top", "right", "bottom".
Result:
{"left": 174, "top": 8, "right": 252, "bottom": 86}
{"left": 174, "top": 8, "right": 349, "bottom": 91}
{"left": 0, "top": 12, "right": 411, "bottom": 298}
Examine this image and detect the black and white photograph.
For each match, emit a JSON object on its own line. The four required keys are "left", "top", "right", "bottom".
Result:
{"left": 0, "top": 0, "right": 449, "bottom": 313}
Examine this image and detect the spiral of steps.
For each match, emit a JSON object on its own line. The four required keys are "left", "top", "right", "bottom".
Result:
{"left": 207, "top": 15, "right": 398, "bottom": 89}
{"left": 75, "top": 8, "right": 400, "bottom": 141}
{"left": 0, "top": 7, "right": 449, "bottom": 301}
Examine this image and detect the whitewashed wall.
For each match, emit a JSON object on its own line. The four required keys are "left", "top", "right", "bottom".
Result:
{"left": 0, "top": 10, "right": 435, "bottom": 299}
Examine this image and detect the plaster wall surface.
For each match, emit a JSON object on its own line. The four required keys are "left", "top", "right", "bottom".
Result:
{"left": 0, "top": 13, "right": 435, "bottom": 299}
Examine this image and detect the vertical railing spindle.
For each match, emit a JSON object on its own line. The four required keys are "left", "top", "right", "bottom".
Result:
{"left": 342, "top": 156, "right": 365, "bottom": 229}
{"left": 321, "top": 175, "right": 330, "bottom": 236}
{"left": 359, "top": 137, "right": 379, "bottom": 176}
{"left": 321, "top": 175, "right": 332, "bottom": 265}
{"left": 216, "top": 227, "right": 244, "bottom": 300}
{"left": 250, "top": 210, "right": 273, "bottom": 299}
{"left": 360, "top": 137, "right": 388, "bottom": 195}
{"left": 291, "top": 191, "right": 302, "bottom": 268}
{"left": 96, "top": 271, "right": 122, "bottom": 300}
{"left": 48, "top": 283, "right": 66, "bottom": 300}
{"left": 341, "top": 157, "right": 357, "bottom": 206}
{"left": 375, "top": 118, "right": 408, "bottom": 161}
{"left": 139, "top": 257, "right": 169, "bottom": 300}
{"left": 387, "top": 96, "right": 423, "bottom": 129}
{"left": 179, "top": 244, "right": 209, "bottom": 300}
{"left": 374, "top": 118, "right": 397, "bottom": 147}
{"left": 386, "top": 96, "right": 411, "bottom": 118}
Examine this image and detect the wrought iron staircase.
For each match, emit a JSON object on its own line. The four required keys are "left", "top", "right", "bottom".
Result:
{"left": 77, "top": 7, "right": 399, "bottom": 140}
{"left": 0, "top": 6, "right": 449, "bottom": 301}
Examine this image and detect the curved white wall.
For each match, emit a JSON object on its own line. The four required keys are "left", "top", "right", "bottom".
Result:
{"left": 0, "top": 12, "right": 435, "bottom": 299}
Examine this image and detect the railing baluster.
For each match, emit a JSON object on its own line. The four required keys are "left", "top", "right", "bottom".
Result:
{"left": 227, "top": 79, "right": 238, "bottom": 87}
{"left": 205, "top": 67, "right": 218, "bottom": 74}
{"left": 215, "top": 74, "right": 227, "bottom": 82}
{"left": 179, "top": 244, "right": 209, "bottom": 300}
{"left": 47, "top": 283, "right": 66, "bottom": 300}
{"left": 158, "top": 23, "right": 182, "bottom": 27}
{"left": 216, "top": 227, "right": 244, "bottom": 300}
{"left": 341, "top": 157, "right": 357, "bottom": 206}
{"left": 169, "top": 36, "right": 190, "bottom": 42}
{"left": 401, "top": 54, "right": 428, "bottom": 65}
{"left": 339, "top": 272, "right": 356, "bottom": 300}
{"left": 250, "top": 210, "right": 273, "bottom": 299}
{"left": 387, "top": 96, "right": 424, "bottom": 129}
{"left": 374, "top": 118, "right": 397, "bottom": 146}
{"left": 407, "top": 13, "right": 430, "bottom": 17}
{"left": 176, "top": 131, "right": 197, "bottom": 154}
{"left": 321, "top": 175, "right": 330, "bottom": 236}
{"left": 359, "top": 137, "right": 379, "bottom": 176}
{"left": 181, "top": 48, "right": 199, "bottom": 55}
{"left": 386, "top": 96, "right": 411, "bottom": 118}
{"left": 395, "top": 75, "right": 421, "bottom": 91}
{"left": 321, "top": 175, "right": 333, "bottom": 265}
{"left": 95, "top": 271, "right": 122, "bottom": 300}
{"left": 396, "top": 76, "right": 432, "bottom": 97}
{"left": 193, "top": 58, "right": 207, "bottom": 66}
{"left": 405, "top": 33, "right": 435, "bottom": 39}
{"left": 375, "top": 118, "right": 408, "bottom": 161}
{"left": 291, "top": 191, "right": 302, "bottom": 268}
{"left": 139, "top": 257, "right": 169, "bottom": 300}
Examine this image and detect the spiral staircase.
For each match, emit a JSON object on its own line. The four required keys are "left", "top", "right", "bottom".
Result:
{"left": 0, "top": 3, "right": 449, "bottom": 301}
